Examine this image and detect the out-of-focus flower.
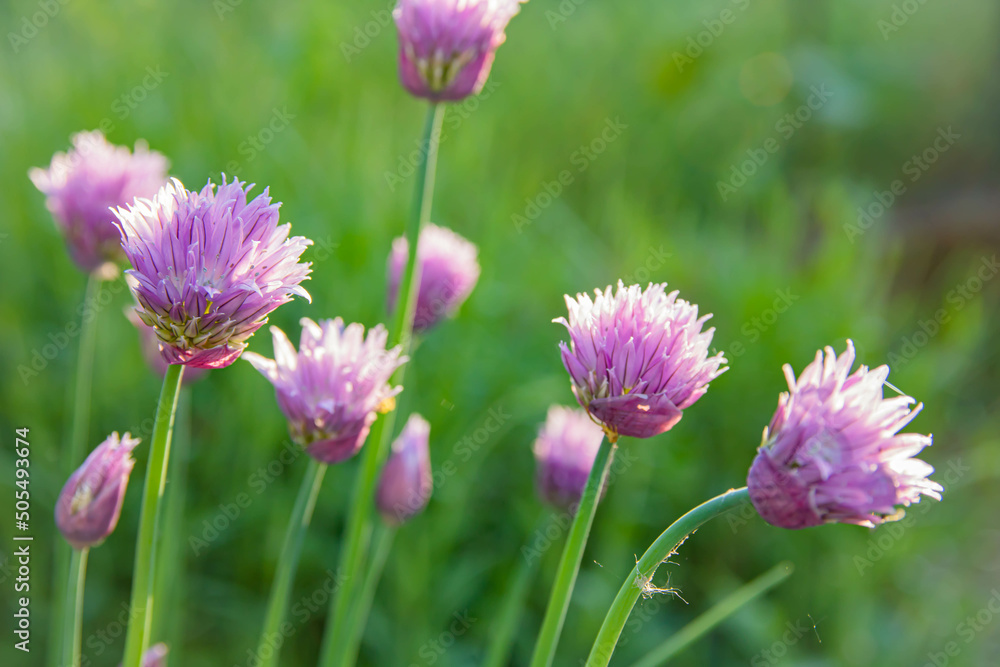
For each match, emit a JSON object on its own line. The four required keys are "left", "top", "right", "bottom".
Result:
{"left": 115, "top": 177, "right": 312, "bottom": 369}
{"left": 554, "top": 281, "right": 727, "bottom": 441}
{"left": 747, "top": 341, "right": 943, "bottom": 529}
{"left": 30, "top": 130, "right": 169, "bottom": 272}
{"left": 125, "top": 308, "right": 207, "bottom": 383}
{"left": 55, "top": 432, "right": 140, "bottom": 550}
{"left": 393, "top": 0, "right": 527, "bottom": 101}
{"left": 387, "top": 223, "right": 480, "bottom": 332}
{"left": 533, "top": 406, "right": 605, "bottom": 510}
{"left": 141, "top": 643, "right": 169, "bottom": 667}
{"left": 244, "top": 318, "right": 407, "bottom": 464}
{"left": 376, "top": 413, "right": 433, "bottom": 524}
{"left": 118, "top": 643, "right": 169, "bottom": 667}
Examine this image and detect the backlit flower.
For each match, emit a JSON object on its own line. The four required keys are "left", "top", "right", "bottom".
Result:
{"left": 555, "top": 281, "right": 726, "bottom": 441}
{"left": 394, "top": 0, "right": 527, "bottom": 101}
{"left": 115, "top": 177, "right": 312, "bottom": 369}
{"left": 244, "top": 318, "right": 407, "bottom": 464}
{"left": 747, "top": 341, "right": 943, "bottom": 529}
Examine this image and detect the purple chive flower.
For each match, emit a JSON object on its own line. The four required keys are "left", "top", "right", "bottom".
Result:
{"left": 555, "top": 281, "right": 727, "bottom": 441}
{"left": 114, "top": 177, "right": 312, "bottom": 369}
{"left": 29, "top": 130, "right": 169, "bottom": 273}
{"left": 533, "top": 406, "right": 605, "bottom": 510}
{"left": 244, "top": 318, "right": 407, "bottom": 464}
{"left": 747, "top": 341, "right": 943, "bottom": 530}
{"left": 125, "top": 308, "right": 207, "bottom": 383}
{"left": 387, "top": 223, "right": 481, "bottom": 332}
{"left": 394, "top": 0, "right": 528, "bottom": 101}
{"left": 55, "top": 432, "right": 140, "bottom": 550}
{"left": 376, "top": 413, "right": 433, "bottom": 524}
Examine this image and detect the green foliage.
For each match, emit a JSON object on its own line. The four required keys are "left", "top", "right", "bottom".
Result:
{"left": 1, "top": 0, "right": 997, "bottom": 665}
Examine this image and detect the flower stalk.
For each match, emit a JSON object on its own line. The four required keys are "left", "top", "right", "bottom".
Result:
{"left": 585, "top": 487, "right": 750, "bottom": 667}
{"left": 122, "top": 364, "right": 185, "bottom": 667}
{"left": 257, "top": 458, "right": 327, "bottom": 667}
{"left": 50, "top": 272, "right": 102, "bottom": 667}
{"left": 61, "top": 547, "right": 89, "bottom": 667}
{"left": 630, "top": 561, "right": 793, "bottom": 667}
{"left": 318, "top": 102, "right": 444, "bottom": 667}
{"left": 529, "top": 435, "right": 616, "bottom": 667}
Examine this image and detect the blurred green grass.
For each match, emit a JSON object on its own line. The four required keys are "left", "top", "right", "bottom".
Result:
{"left": 1, "top": 0, "right": 999, "bottom": 665}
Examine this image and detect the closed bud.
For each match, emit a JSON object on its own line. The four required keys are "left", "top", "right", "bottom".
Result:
{"left": 533, "top": 406, "right": 605, "bottom": 510}
{"left": 56, "top": 432, "right": 140, "bottom": 549}
{"left": 376, "top": 414, "right": 432, "bottom": 525}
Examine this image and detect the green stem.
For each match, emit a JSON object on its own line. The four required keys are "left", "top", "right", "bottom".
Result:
{"left": 630, "top": 561, "right": 793, "bottom": 667}
{"left": 122, "top": 364, "right": 185, "bottom": 667}
{"left": 61, "top": 547, "right": 88, "bottom": 667}
{"left": 482, "top": 512, "right": 548, "bottom": 667}
{"left": 70, "top": 272, "right": 102, "bottom": 481}
{"left": 51, "top": 273, "right": 102, "bottom": 667}
{"left": 585, "top": 487, "right": 750, "bottom": 667}
{"left": 318, "top": 102, "right": 444, "bottom": 667}
{"left": 529, "top": 436, "right": 617, "bottom": 667}
{"left": 152, "top": 387, "right": 191, "bottom": 651}
{"left": 342, "top": 523, "right": 396, "bottom": 665}
{"left": 258, "top": 458, "right": 327, "bottom": 667}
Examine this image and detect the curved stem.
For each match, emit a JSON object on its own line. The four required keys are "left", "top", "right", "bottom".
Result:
{"left": 61, "top": 547, "right": 88, "bottom": 667}
{"left": 529, "top": 436, "right": 617, "bottom": 667}
{"left": 342, "top": 523, "right": 396, "bottom": 665}
{"left": 585, "top": 487, "right": 750, "bottom": 667}
{"left": 50, "top": 273, "right": 102, "bottom": 667}
{"left": 630, "top": 561, "right": 793, "bottom": 667}
{"left": 318, "top": 102, "right": 444, "bottom": 667}
{"left": 122, "top": 364, "right": 185, "bottom": 667}
{"left": 258, "top": 458, "right": 327, "bottom": 667}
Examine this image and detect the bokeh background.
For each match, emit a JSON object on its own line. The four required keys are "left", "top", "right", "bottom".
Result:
{"left": 2, "top": 0, "right": 999, "bottom": 665}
